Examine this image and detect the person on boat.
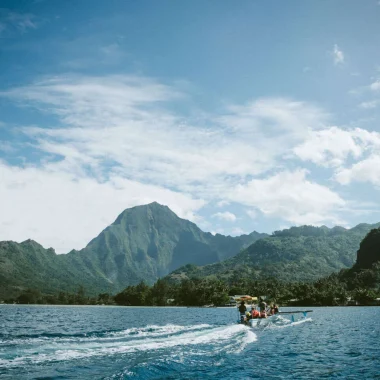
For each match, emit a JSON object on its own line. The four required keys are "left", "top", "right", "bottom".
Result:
{"left": 251, "top": 307, "right": 260, "bottom": 319}
{"left": 238, "top": 301, "right": 247, "bottom": 323}
{"left": 259, "top": 298, "right": 267, "bottom": 312}
{"left": 260, "top": 310, "right": 267, "bottom": 318}
{"left": 272, "top": 303, "right": 279, "bottom": 315}
{"left": 259, "top": 298, "right": 267, "bottom": 318}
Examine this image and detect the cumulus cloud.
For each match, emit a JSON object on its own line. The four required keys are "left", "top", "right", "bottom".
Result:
{"left": 229, "top": 169, "right": 346, "bottom": 225}
{"left": 333, "top": 44, "right": 344, "bottom": 65}
{"left": 335, "top": 154, "right": 380, "bottom": 186}
{"left": 293, "top": 127, "right": 380, "bottom": 167}
{"left": 212, "top": 211, "right": 237, "bottom": 222}
{"left": 293, "top": 126, "right": 380, "bottom": 189}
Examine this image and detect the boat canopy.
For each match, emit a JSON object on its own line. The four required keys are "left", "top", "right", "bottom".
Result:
{"left": 233, "top": 295, "right": 258, "bottom": 302}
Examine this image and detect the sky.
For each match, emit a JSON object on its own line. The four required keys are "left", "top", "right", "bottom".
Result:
{"left": 1, "top": 0, "right": 380, "bottom": 253}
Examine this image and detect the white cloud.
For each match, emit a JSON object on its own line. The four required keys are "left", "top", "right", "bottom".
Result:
{"left": 293, "top": 126, "right": 380, "bottom": 188}
{"left": 219, "top": 98, "right": 328, "bottom": 136}
{"left": 333, "top": 44, "right": 344, "bottom": 65}
{"left": 246, "top": 209, "right": 258, "bottom": 219}
{"left": 2, "top": 76, "right": 330, "bottom": 201}
{"left": 0, "top": 161, "right": 204, "bottom": 253}
{"left": 216, "top": 200, "right": 230, "bottom": 207}
{"left": 212, "top": 211, "right": 237, "bottom": 222}
{"left": 370, "top": 80, "right": 380, "bottom": 91}
{"left": 231, "top": 227, "right": 247, "bottom": 236}
{"left": 0, "top": 74, "right": 361, "bottom": 245}
{"left": 293, "top": 127, "right": 380, "bottom": 167}
{"left": 335, "top": 154, "right": 380, "bottom": 186}
{"left": 359, "top": 100, "right": 380, "bottom": 109}
{"left": 229, "top": 169, "right": 346, "bottom": 225}
{"left": 210, "top": 229, "right": 225, "bottom": 236}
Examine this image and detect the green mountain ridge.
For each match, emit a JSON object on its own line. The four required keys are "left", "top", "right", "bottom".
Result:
{"left": 168, "top": 223, "right": 380, "bottom": 283}
{"left": 0, "top": 202, "right": 265, "bottom": 298}
{"left": 2, "top": 202, "right": 379, "bottom": 300}
{"left": 356, "top": 227, "right": 380, "bottom": 269}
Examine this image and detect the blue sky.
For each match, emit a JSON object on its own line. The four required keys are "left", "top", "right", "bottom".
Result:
{"left": 1, "top": 0, "right": 380, "bottom": 253}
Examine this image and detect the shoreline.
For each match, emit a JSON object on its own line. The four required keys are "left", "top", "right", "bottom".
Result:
{"left": 1, "top": 304, "right": 379, "bottom": 308}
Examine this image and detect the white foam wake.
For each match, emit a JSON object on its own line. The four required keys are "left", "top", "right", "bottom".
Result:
{"left": 0, "top": 324, "right": 257, "bottom": 368}
{"left": 261, "top": 316, "right": 313, "bottom": 329}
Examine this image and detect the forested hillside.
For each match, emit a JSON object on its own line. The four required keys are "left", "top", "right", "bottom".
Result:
{"left": 168, "top": 223, "right": 380, "bottom": 283}
{"left": 0, "top": 203, "right": 264, "bottom": 298}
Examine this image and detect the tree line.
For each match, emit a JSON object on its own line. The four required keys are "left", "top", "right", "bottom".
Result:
{"left": 5, "top": 262, "right": 379, "bottom": 307}
{"left": 3, "top": 286, "right": 114, "bottom": 306}
{"left": 114, "top": 262, "right": 380, "bottom": 306}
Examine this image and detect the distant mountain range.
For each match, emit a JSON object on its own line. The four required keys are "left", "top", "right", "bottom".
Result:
{"left": 1, "top": 202, "right": 378, "bottom": 299}
{"left": 167, "top": 223, "right": 380, "bottom": 283}
{"left": 0, "top": 202, "right": 265, "bottom": 297}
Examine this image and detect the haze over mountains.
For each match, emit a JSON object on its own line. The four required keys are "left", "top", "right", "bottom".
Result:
{"left": 0, "top": 202, "right": 378, "bottom": 298}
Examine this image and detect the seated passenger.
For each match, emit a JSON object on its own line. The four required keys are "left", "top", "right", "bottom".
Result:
{"left": 251, "top": 308, "right": 260, "bottom": 319}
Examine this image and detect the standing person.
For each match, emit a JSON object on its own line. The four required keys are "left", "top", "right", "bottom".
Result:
{"left": 238, "top": 301, "right": 247, "bottom": 323}
{"left": 259, "top": 297, "right": 267, "bottom": 318}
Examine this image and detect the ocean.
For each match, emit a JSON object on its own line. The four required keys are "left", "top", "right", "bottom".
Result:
{"left": 0, "top": 305, "right": 379, "bottom": 379}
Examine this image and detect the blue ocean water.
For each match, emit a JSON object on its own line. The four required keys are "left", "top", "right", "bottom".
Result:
{"left": 0, "top": 305, "right": 379, "bottom": 379}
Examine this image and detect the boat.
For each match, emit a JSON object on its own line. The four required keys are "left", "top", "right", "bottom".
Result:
{"left": 234, "top": 294, "right": 312, "bottom": 327}
{"left": 247, "top": 310, "right": 313, "bottom": 327}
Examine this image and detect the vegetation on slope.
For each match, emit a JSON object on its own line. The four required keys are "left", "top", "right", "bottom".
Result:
{"left": 0, "top": 202, "right": 265, "bottom": 297}
{"left": 168, "top": 224, "right": 380, "bottom": 283}
{"left": 6, "top": 228, "right": 380, "bottom": 307}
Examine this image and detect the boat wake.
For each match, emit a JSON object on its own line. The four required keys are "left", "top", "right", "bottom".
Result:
{"left": 0, "top": 323, "right": 256, "bottom": 369}
{"left": 255, "top": 315, "right": 313, "bottom": 330}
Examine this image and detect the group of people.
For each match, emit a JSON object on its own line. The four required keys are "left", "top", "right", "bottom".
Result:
{"left": 238, "top": 297, "right": 279, "bottom": 324}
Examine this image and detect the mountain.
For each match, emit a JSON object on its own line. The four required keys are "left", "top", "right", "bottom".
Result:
{"left": 0, "top": 240, "right": 115, "bottom": 299}
{"left": 356, "top": 227, "right": 380, "bottom": 269}
{"left": 72, "top": 202, "right": 266, "bottom": 290}
{"left": 168, "top": 223, "right": 380, "bottom": 283}
{"left": 0, "top": 202, "right": 265, "bottom": 298}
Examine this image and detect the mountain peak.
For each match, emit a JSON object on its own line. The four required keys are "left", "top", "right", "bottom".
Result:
{"left": 113, "top": 202, "right": 176, "bottom": 226}
{"left": 21, "top": 239, "right": 43, "bottom": 247}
